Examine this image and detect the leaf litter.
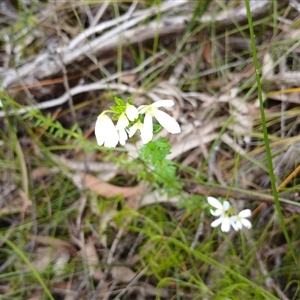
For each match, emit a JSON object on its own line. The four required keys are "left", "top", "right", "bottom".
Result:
{"left": 1, "top": 0, "right": 300, "bottom": 299}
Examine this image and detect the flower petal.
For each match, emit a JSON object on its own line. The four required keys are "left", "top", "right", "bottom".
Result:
{"left": 234, "top": 220, "right": 243, "bottom": 230}
{"left": 238, "top": 209, "right": 252, "bottom": 218}
{"left": 137, "top": 105, "right": 148, "bottom": 114}
{"left": 229, "top": 216, "right": 239, "bottom": 231}
{"left": 153, "top": 110, "right": 181, "bottom": 134}
{"left": 116, "top": 113, "right": 129, "bottom": 130}
{"left": 211, "top": 217, "right": 223, "bottom": 228}
{"left": 210, "top": 209, "right": 222, "bottom": 216}
{"left": 223, "top": 201, "right": 230, "bottom": 211}
{"left": 103, "top": 116, "right": 119, "bottom": 148}
{"left": 240, "top": 218, "right": 252, "bottom": 229}
{"left": 126, "top": 104, "right": 138, "bottom": 121}
{"left": 151, "top": 100, "right": 174, "bottom": 108}
{"left": 95, "top": 116, "right": 105, "bottom": 146}
{"left": 128, "top": 123, "right": 138, "bottom": 138}
{"left": 220, "top": 216, "right": 231, "bottom": 232}
{"left": 104, "top": 133, "right": 119, "bottom": 147}
{"left": 118, "top": 129, "right": 128, "bottom": 145}
{"left": 140, "top": 113, "right": 153, "bottom": 144}
{"left": 207, "top": 197, "right": 223, "bottom": 210}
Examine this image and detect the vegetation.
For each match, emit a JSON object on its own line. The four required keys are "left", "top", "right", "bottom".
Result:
{"left": 1, "top": 0, "right": 300, "bottom": 299}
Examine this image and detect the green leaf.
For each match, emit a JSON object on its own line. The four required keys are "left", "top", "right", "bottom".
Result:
{"left": 65, "top": 134, "right": 72, "bottom": 143}
{"left": 34, "top": 118, "right": 43, "bottom": 127}
{"left": 114, "top": 97, "right": 125, "bottom": 106}
{"left": 76, "top": 127, "right": 83, "bottom": 136}
{"left": 153, "top": 124, "right": 162, "bottom": 134}
{"left": 110, "top": 106, "right": 119, "bottom": 112}
{"left": 70, "top": 123, "right": 78, "bottom": 132}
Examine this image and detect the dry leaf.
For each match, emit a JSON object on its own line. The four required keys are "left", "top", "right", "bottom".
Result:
{"left": 75, "top": 172, "right": 146, "bottom": 198}
{"left": 23, "top": 245, "right": 72, "bottom": 274}
{"left": 83, "top": 237, "right": 104, "bottom": 281}
{"left": 203, "top": 41, "right": 212, "bottom": 64}
{"left": 142, "top": 282, "right": 169, "bottom": 298}
{"left": 31, "top": 167, "right": 56, "bottom": 180}
{"left": 111, "top": 265, "right": 137, "bottom": 283}
{"left": 27, "top": 235, "right": 77, "bottom": 256}
{"left": 26, "top": 290, "right": 43, "bottom": 300}
{"left": 121, "top": 74, "right": 136, "bottom": 84}
{"left": 27, "top": 247, "right": 52, "bottom": 272}
{"left": 53, "top": 249, "right": 70, "bottom": 276}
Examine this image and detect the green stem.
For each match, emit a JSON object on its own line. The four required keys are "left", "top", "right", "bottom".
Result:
{"left": 244, "top": 0, "right": 297, "bottom": 264}
{"left": 3, "top": 236, "right": 55, "bottom": 300}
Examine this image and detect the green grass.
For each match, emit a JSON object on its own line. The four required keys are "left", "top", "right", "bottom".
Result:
{"left": 1, "top": 0, "right": 300, "bottom": 299}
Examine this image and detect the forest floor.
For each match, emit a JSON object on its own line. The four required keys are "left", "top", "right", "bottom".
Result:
{"left": 1, "top": 1, "right": 300, "bottom": 299}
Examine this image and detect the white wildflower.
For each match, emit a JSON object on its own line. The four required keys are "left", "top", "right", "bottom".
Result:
{"left": 128, "top": 120, "right": 152, "bottom": 144}
{"left": 128, "top": 121, "right": 143, "bottom": 138}
{"left": 116, "top": 112, "right": 129, "bottom": 130}
{"left": 116, "top": 113, "right": 129, "bottom": 145}
{"left": 230, "top": 209, "right": 252, "bottom": 231}
{"left": 138, "top": 100, "right": 181, "bottom": 144}
{"left": 211, "top": 214, "right": 231, "bottom": 233}
{"left": 118, "top": 128, "right": 128, "bottom": 146}
{"left": 207, "top": 197, "right": 232, "bottom": 232}
{"left": 125, "top": 103, "right": 138, "bottom": 121}
{"left": 207, "top": 196, "right": 230, "bottom": 216}
{"left": 95, "top": 113, "right": 119, "bottom": 148}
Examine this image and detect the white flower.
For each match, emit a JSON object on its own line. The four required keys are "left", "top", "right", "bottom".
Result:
{"left": 95, "top": 113, "right": 119, "bottom": 148}
{"left": 207, "top": 197, "right": 232, "bottom": 232}
{"left": 138, "top": 100, "right": 181, "bottom": 144}
{"left": 128, "top": 121, "right": 151, "bottom": 144}
{"left": 128, "top": 121, "right": 143, "bottom": 137}
{"left": 118, "top": 128, "right": 128, "bottom": 145}
{"left": 116, "top": 112, "right": 129, "bottom": 130}
{"left": 125, "top": 103, "right": 138, "bottom": 121}
{"left": 211, "top": 214, "right": 231, "bottom": 233}
{"left": 116, "top": 113, "right": 130, "bottom": 145}
{"left": 140, "top": 113, "right": 153, "bottom": 144}
{"left": 207, "top": 197, "right": 230, "bottom": 216}
{"left": 229, "top": 209, "right": 252, "bottom": 231}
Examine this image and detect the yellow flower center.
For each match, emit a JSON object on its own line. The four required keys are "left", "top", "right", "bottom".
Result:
{"left": 146, "top": 105, "right": 157, "bottom": 117}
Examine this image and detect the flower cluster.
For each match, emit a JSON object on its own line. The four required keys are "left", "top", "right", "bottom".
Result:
{"left": 207, "top": 197, "right": 252, "bottom": 232}
{"left": 95, "top": 99, "right": 181, "bottom": 148}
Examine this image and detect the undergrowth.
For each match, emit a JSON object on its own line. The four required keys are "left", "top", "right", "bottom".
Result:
{"left": 1, "top": 1, "right": 300, "bottom": 299}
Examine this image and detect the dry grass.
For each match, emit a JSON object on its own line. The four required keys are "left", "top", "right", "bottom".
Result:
{"left": 1, "top": 0, "right": 300, "bottom": 299}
